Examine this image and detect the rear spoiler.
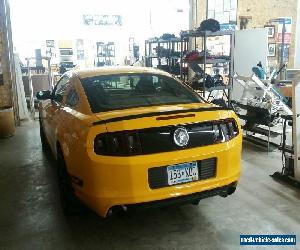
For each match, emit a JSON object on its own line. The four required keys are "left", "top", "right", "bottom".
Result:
{"left": 93, "top": 106, "right": 232, "bottom": 126}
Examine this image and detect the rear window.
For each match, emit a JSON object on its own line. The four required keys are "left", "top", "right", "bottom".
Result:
{"left": 80, "top": 73, "right": 203, "bottom": 113}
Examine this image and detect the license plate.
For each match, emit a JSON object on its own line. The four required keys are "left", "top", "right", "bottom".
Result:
{"left": 167, "top": 161, "right": 198, "bottom": 186}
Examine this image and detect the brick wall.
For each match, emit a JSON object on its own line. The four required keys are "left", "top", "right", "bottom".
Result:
{"left": 238, "top": 0, "right": 298, "bottom": 68}
{"left": 0, "top": 0, "right": 13, "bottom": 108}
{"left": 0, "top": 84, "right": 12, "bottom": 108}
{"left": 193, "top": 0, "right": 298, "bottom": 68}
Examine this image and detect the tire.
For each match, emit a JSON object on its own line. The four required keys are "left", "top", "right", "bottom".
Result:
{"left": 39, "top": 118, "right": 49, "bottom": 151}
{"left": 57, "top": 147, "right": 80, "bottom": 215}
{"left": 191, "top": 199, "right": 200, "bottom": 205}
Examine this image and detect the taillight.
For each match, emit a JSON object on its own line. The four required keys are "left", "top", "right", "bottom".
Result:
{"left": 126, "top": 132, "right": 142, "bottom": 154}
{"left": 216, "top": 119, "right": 239, "bottom": 142}
{"left": 94, "top": 131, "right": 142, "bottom": 156}
{"left": 94, "top": 119, "right": 238, "bottom": 156}
{"left": 213, "top": 124, "right": 224, "bottom": 143}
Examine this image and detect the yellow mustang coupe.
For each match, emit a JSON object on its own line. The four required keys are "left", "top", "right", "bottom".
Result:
{"left": 37, "top": 67, "right": 242, "bottom": 217}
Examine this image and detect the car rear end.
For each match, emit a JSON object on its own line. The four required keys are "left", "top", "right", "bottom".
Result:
{"left": 79, "top": 105, "right": 241, "bottom": 217}
{"left": 75, "top": 68, "right": 242, "bottom": 217}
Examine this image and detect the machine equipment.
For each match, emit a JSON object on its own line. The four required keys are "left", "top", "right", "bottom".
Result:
{"left": 271, "top": 71, "right": 300, "bottom": 188}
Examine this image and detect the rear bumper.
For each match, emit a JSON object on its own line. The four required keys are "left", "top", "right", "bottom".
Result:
{"left": 72, "top": 134, "right": 241, "bottom": 217}
{"left": 77, "top": 171, "right": 240, "bottom": 217}
{"left": 116, "top": 181, "right": 237, "bottom": 213}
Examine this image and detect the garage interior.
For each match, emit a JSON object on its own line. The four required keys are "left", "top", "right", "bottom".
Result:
{"left": 1, "top": 0, "right": 300, "bottom": 249}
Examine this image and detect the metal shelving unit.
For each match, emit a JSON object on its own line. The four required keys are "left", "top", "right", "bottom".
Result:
{"left": 95, "top": 42, "right": 115, "bottom": 67}
{"left": 180, "top": 30, "right": 235, "bottom": 104}
{"left": 145, "top": 37, "right": 188, "bottom": 77}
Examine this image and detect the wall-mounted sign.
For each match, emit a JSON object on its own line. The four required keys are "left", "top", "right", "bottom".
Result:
{"left": 276, "top": 17, "right": 292, "bottom": 44}
{"left": 46, "top": 40, "right": 55, "bottom": 48}
{"left": 268, "top": 43, "right": 276, "bottom": 57}
{"left": 278, "top": 17, "right": 292, "bottom": 33}
{"left": 83, "top": 15, "right": 122, "bottom": 26}
{"left": 277, "top": 33, "right": 291, "bottom": 44}
{"left": 278, "top": 44, "right": 289, "bottom": 62}
{"left": 220, "top": 23, "right": 236, "bottom": 31}
{"left": 264, "top": 25, "right": 275, "bottom": 38}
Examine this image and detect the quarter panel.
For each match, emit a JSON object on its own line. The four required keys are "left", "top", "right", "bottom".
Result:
{"left": 57, "top": 106, "right": 104, "bottom": 182}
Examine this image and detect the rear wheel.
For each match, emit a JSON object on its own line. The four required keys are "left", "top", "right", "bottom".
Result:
{"left": 39, "top": 118, "right": 49, "bottom": 151}
{"left": 57, "top": 147, "right": 80, "bottom": 215}
{"left": 191, "top": 199, "right": 200, "bottom": 205}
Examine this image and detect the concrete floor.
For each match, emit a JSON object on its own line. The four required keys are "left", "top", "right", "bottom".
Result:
{"left": 0, "top": 120, "right": 300, "bottom": 250}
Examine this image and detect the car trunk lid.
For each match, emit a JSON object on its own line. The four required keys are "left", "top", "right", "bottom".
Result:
{"left": 93, "top": 103, "right": 234, "bottom": 132}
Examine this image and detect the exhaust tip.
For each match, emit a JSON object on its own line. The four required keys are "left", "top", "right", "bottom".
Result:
{"left": 227, "top": 182, "right": 238, "bottom": 195}
{"left": 107, "top": 205, "right": 127, "bottom": 216}
{"left": 220, "top": 183, "right": 237, "bottom": 197}
{"left": 227, "top": 186, "right": 236, "bottom": 195}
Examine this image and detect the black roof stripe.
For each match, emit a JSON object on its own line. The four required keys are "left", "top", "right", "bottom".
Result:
{"left": 93, "top": 106, "right": 232, "bottom": 125}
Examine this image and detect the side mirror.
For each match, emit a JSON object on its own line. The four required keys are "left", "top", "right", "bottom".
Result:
{"left": 36, "top": 90, "right": 51, "bottom": 100}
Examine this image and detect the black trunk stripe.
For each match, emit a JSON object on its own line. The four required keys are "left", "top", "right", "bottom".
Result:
{"left": 156, "top": 114, "right": 195, "bottom": 120}
{"left": 93, "top": 107, "right": 231, "bottom": 126}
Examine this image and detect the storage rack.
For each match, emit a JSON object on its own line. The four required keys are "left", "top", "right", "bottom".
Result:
{"left": 180, "top": 30, "right": 235, "bottom": 104}
{"left": 95, "top": 42, "right": 115, "bottom": 67}
{"left": 105, "top": 42, "right": 115, "bottom": 66}
{"left": 145, "top": 37, "right": 188, "bottom": 77}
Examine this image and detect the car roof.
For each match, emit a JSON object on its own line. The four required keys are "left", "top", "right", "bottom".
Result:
{"left": 72, "top": 66, "right": 172, "bottom": 79}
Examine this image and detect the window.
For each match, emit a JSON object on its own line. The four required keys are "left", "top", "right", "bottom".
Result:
{"left": 53, "top": 75, "right": 70, "bottom": 103}
{"left": 80, "top": 73, "right": 203, "bottom": 113}
{"left": 77, "top": 50, "right": 84, "bottom": 60}
{"left": 66, "top": 88, "right": 79, "bottom": 107}
{"left": 207, "top": 0, "right": 237, "bottom": 24}
{"left": 76, "top": 39, "right": 85, "bottom": 60}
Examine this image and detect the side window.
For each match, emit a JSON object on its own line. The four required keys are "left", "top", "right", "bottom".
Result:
{"left": 66, "top": 88, "right": 79, "bottom": 108}
{"left": 53, "top": 75, "right": 70, "bottom": 102}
